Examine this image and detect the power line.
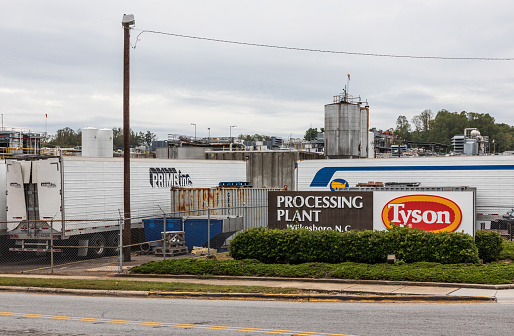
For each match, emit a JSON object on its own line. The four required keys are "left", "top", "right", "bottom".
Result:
{"left": 134, "top": 29, "right": 514, "bottom": 61}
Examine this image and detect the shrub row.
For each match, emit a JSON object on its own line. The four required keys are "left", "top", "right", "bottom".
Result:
{"left": 129, "top": 258, "right": 514, "bottom": 285}
{"left": 229, "top": 226, "right": 502, "bottom": 264}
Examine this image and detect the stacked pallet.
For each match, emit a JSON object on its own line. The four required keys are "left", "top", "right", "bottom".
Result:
{"left": 154, "top": 231, "right": 188, "bottom": 256}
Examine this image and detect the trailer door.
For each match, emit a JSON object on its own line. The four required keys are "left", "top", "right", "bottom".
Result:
{"left": 34, "top": 158, "right": 63, "bottom": 230}
{"left": 6, "top": 160, "right": 27, "bottom": 231}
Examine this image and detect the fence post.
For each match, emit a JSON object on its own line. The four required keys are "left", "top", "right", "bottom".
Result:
{"left": 49, "top": 212, "right": 59, "bottom": 275}
{"left": 158, "top": 205, "right": 167, "bottom": 260}
{"left": 240, "top": 200, "right": 248, "bottom": 230}
{"left": 118, "top": 210, "right": 123, "bottom": 274}
{"left": 202, "top": 202, "right": 211, "bottom": 256}
{"left": 207, "top": 207, "right": 211, "bottom": 255}
{"left": 50, "top": 218, "right": 54, "bottom": 274}
{"left": 509, "top": 222, "right": 514, "bottom": 241}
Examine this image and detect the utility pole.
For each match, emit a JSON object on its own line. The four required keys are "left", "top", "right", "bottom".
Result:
{"left": 122, "top": 14, "right": 135, "bottom": 262}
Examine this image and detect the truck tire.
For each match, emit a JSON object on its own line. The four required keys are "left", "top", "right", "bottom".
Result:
{"left": 106, "top": 232, "right": 120, "bottom": 256}
{"left": 87, "top": 234, "right": 107, "bottom": 258}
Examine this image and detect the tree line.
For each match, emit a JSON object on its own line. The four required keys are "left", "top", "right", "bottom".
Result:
{"left": 392, "top": 109, "right": 514, "bottom": 152}
{"left": 47, "top": 110, "right": 514, "bottom": 153}
{"left": 46, "top": 127, "right": 157, "bottom": 150}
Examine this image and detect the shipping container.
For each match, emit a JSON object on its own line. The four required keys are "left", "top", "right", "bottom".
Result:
{"left": 170, "top": 187, "right": 281, "bottom": 229}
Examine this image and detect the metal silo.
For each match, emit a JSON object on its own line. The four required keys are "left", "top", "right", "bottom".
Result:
{"left": 324, "top": 92, "right": 369, "bottom": 159}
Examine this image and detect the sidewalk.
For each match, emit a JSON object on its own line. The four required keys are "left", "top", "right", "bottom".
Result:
{"left": 1, "top": 273, "right": 513, "bottom": 303}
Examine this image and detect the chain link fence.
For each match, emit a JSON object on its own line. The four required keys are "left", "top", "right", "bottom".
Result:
{"left": 1, "top": 202, "right": 512, "bottom": 276}
{"left": 476, "top": 206, "right": 514, "bottom": 241}
{"left": 0, "top": 203, "right": 269, "bottom": 276}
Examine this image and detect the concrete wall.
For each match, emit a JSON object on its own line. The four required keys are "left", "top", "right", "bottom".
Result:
{"left": 155, "top": 147, "right": 169, "bottom": 159}
{"left": 169, "top": 147, "right": 207, "bottom": 159}
{"left": 206, "top": 151, "right": 323, "bottom": 190}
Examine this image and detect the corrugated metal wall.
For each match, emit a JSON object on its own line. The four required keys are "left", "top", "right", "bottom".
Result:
{"left": 170, "top": 188, "right": 281, "bottom": 229}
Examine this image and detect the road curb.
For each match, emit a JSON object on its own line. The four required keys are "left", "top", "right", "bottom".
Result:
{"left": 0, "top": 286, "right": 149, "bottom": 298}
{"left": 115, "top": 273, "right": 514, "bottom": 290}
{"left": 148, "top": 291, "right": 497, "bottom": 303}
{"left": 0, "top": 286, "right": 498, "bottom": 302}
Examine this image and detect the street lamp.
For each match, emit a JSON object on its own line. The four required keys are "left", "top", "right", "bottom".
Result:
{"left": 230, "top": 125, "right": 237, "bottom": 150}
{"left": 207, "top": 127, "right": 210, "bottom": 141}
{"left": 230, "top": 125, "right": 237, "bottom": 141}
{"left": 191, "top": 123, "right": 196, "bottom": 141}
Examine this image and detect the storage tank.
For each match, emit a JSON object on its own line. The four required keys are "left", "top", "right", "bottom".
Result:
{"left": 324, "top": 96, "right": 369, "bottom": 159}
{"left": 81, "top": 127, "right": 98, "bottom": 157}
{"left": 97, "top": 128, "right": 113, "bottom": 157}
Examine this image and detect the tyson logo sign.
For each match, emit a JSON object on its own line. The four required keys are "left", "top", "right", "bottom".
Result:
{"left": 381, "top": 195, "right": 462, "bottom": 232}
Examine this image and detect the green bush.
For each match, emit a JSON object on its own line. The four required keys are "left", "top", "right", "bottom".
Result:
{"left": 475, "top": 230, "right": 504, "bottom": 262}
{"left": 129, "top": 258, "right": 514, "bottom": 285}
{"left": 499, "top": 240, "right": 514, "bottom": 260}
{"left": 229, "top": 226, "right": 480, "bottom": 264}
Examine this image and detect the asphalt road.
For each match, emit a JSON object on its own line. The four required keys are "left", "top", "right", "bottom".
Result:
{"left": 0, "top": 292, "right": 512, "bottom": 336}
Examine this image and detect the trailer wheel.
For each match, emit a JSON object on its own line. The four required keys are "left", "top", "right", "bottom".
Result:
{"left": 106, "top": 232, "right": 120, "bottom": 256}
{"left": 88, "top": 234, "right": 107, "bottom": 258}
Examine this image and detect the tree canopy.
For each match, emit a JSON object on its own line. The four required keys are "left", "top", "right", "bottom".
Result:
{"left": 238, "top": 134, "right": 271, "bottom": 141}
{"left": 304, "top": 127, "right": 323, "bottom": 141}
{"left": 47, "top": 127, "right": 156, "bottom": 150}
{"left": 112, "top": 128, "right": 157, "bottom": 150}
{"left": 392, "top": 109, "right": 514, "bottom": 152}
{"left": 46, "top": 127, "right": 81, "bottom": 148}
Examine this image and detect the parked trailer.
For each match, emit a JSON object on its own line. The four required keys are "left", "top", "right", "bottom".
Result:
{"left": 297, "top": 155, "right": 514, "bottom": 229}
{"left": 4, "top": 156, "right": 246, "bottom": 256}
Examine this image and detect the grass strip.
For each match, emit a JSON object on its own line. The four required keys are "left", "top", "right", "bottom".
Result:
{"left": 0, "top": 277, "right": 307, "bottom": 294}
{"left": 130, "top": 259, "right": 514, "bottom": 285}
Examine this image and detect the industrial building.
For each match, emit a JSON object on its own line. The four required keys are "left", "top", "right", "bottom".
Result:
{"left": 0, "top": 129, "right": 43, "bottom": 157}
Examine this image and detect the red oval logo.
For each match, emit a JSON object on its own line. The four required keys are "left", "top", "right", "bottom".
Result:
{"left": 382, "top": 195, "right": 462, "bottom": 232}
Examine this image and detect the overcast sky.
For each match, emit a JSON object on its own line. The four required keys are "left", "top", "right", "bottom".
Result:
{"left": 3, "top": 1, "right": 514, "bottom": 141}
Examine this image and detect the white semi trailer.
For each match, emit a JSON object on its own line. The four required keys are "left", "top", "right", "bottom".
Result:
{"left": 2, "top": 156, "right": 246, "bottom": 257}
{"left": 296, "top": 155, "right": 514, "bottom": 229}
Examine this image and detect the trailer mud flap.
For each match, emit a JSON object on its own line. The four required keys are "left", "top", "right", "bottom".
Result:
{"left": 77, "top": 239, "right": 88, "bottom": 257}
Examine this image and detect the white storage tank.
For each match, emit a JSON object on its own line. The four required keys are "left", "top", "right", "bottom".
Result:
{"left": 81, "top": 127, "right": 98, "bottom": 157}
{"left": 97, "top": 128, "right": 113, "bottom": 157}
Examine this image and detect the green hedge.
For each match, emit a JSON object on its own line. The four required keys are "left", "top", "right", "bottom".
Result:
{"left": 475, "top": 230, "right": 504, "bottom": 262}
{"left": 129, "top": 259, "right": 514, "bottom": 285}
{"left": 229, "top": 226, "right": 480, "bottom": 264}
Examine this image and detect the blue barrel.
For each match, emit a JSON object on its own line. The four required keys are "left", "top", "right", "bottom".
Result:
{"left": 142, "top": 217, "right": 182, "bottom": 242}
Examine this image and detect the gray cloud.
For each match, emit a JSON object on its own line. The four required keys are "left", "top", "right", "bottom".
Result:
{"left": 2, "top": 1, "right": 514, "bottom": 140}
